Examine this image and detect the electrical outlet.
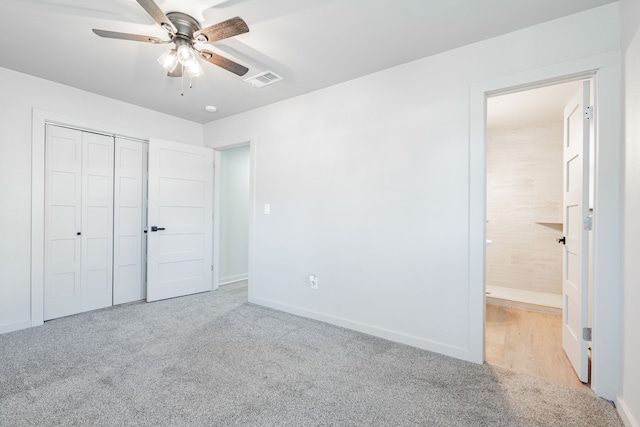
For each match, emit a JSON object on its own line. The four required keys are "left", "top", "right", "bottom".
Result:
{"left": 309, "top": 274, "right": 318, "bottom": 290}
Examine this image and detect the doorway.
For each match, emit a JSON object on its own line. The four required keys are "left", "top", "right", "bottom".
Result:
{"left": 484, "top": 80, "right": 592, "bottom": 387}
{"left": 213, "top": 144, "right": 251, "bottom": 292}
{"left": 469, "top": 52, "right": 621, "bottom": 400}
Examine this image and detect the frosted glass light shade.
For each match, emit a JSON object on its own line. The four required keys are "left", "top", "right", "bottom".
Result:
{"left": 186, "top": 60, "right": 204, "bottom": 77}
{"left": 157, "top": 50, "right": 178, "bottom": 73}
{"left": 177, "top": 45, "right": 192, "bottom": 64}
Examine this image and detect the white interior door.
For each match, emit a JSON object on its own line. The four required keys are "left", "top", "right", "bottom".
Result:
{"left": 44, "top": 125, "right": 83, "bottom": 320}
{"left": 113, "top": 138, "right": 147, "bottom": 304}
{"left": 147, "top": 139, "right": 213, "bottom": 302}
{"left": 562, "top": 80, "right": 591, "bottom": 383}
{"left": 80, "top": 132, "right": 114, "bottom": 312}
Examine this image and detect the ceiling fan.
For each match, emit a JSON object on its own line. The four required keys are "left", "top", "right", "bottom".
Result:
{"left": 92, "top": 0, "right": 249, "bottom": 79}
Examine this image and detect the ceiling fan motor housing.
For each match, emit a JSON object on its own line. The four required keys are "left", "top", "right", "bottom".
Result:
{"left": 167, "top": 12, "right": 201, "bottom": 42}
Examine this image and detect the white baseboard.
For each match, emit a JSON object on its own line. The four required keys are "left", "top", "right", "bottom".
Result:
{"left": 617, "top": 395, "right": 639, "bottom": 427}
{"left": 486, "top": 285, "right": 562, "bottom": 307}
{"left": 486, "top": 296, "right": 562, "bottom": 316}
{"left": 249, "top": 296, "right": 473, "bottom": 363}
{"left": 219, "top": 273, "right": 248, "bottom": 286}
{"left": 0, "top": 319, "right": 32, "bottom": 335}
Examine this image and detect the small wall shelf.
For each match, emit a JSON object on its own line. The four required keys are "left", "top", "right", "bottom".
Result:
{"left": 535, "top": 221, "right": 563, "bottom": 229}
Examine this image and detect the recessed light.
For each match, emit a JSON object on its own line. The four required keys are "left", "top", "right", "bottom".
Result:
{"left": 204, "top": 105, "right": 217, "bottom": 113}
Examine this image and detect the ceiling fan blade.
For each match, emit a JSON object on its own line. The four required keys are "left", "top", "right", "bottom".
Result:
{"left": 168, "top": 66, "right": 183, "bottom": 78}
{"left": 92, "top": 29, "right": 166, "bottom": 44}
{"left": 199, "top": 49, "right": 249, "bottom": 76}
{"left": 194, "top": 17, "right": 249, "bottom": 43}
{"left": 135, "top": 0, "right": 176, "bottom": 34}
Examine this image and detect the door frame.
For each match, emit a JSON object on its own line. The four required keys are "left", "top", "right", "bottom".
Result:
{"left": 469, "top": 51, "right": 622, "bottom": 400}
{"left": 31, "top": 109, "right": 150, "bottom": 327}
{"left": 212, "top": 140, "right": 255, "bottom": 295}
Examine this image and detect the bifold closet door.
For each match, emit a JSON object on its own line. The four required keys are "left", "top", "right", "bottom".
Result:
{"left": 44, "top": 125, "right": 114, "bottom": 320}
{"left": 44, "top": 126, "right": 83, "bottom": 320}
{"left": 81, "top": 132, "right": 114, "bottom": 312}
{"left": 113, "top": 138, "right": 147, "bottom": 304}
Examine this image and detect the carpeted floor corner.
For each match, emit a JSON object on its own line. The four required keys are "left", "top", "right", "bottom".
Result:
{"left": 0, "top": 289, "right": 622, "bottom": 426}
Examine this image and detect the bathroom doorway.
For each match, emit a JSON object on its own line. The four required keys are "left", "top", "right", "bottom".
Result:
{"left": 484, "top": 80, "right": 592, "bottom": 388}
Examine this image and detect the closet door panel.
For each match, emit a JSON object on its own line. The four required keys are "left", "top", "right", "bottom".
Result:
{"left": 81, "top": 132, "right": 114, "bottom": 312}
{"left": 113, "top": 138, "right": 146, "bottom": 304}
{"left": 44, "top": 126, "right": 82, "bottom": 320}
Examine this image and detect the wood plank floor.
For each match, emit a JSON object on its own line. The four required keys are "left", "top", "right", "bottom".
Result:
{"left": 486, "top": 304, "right": 587, "bottom": 389}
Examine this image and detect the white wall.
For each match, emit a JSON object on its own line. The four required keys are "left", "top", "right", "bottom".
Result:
{"left": 0, "top": 67, "right": 202, "bottom": 334}
{"left": 486, "top": 121, "right": 563, "bottom": 295}
{"left": 620, "top": 0, "right": 640, "bottom": 424}
{"left": 204, "top": 4, "right": 620, "bottom": 364}
{"left": 219, "top": 145, "right": 250, "bottom": 284}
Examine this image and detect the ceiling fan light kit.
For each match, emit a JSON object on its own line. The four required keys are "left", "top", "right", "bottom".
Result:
{"left": 93, "top": 0, "right": 250, "bottom": 95}
{"left": 157, "top": 49, "right": 178, "bottom": 73}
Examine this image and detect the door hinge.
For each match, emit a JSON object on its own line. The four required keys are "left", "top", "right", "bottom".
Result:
{"left": 583, "top": 216, "right": 593, "bottom": 231}
{"left": 211, "top": 265, "right": 214, "bottom": 271}
{"left": 583, "top": 327, "right": 592, "bottom": 341}
{"left": 585, "top": 105, "right": 594, "bottom": 120}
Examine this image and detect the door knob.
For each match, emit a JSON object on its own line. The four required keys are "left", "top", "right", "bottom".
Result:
{"left": 150, "top": 226, "right": 165, "bottom": 232}
{"left": 557, "top": 236, "right": 566, "bottom": 245}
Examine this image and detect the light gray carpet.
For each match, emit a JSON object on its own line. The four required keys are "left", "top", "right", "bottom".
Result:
{"left": 0, "top": 289, "right": 622, "bottom": 426}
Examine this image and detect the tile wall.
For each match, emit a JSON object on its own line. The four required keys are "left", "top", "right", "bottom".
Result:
{"left": 486, "top": 121, "right": 563, "bottom": 294}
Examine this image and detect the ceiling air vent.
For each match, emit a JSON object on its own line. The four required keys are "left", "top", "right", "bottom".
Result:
{"left": 245, "top": 71, "right": 283, "bottom": 88}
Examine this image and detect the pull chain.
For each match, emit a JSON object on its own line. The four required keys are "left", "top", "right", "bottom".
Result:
{"left": 179, "top": 65, "right": 194, "bottom": 96}
{"left": 180, "top": 64, "right": 184, "bottom": 96}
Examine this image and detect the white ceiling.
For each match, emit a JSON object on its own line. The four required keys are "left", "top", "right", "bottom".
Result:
{"left": 487, "top": 80, "right": 583, "bottom": 130}
{"left": 0, "top": 0, "right": 615, "bottom": 123}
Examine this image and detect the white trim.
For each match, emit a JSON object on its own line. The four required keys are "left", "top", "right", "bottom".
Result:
{"left": 250, "top": 296, "right": 473, "bottom": 361}
{"left": 31, "top": 113, "right": 46, "bottom": 328}
{"left": 34, "top": 108, "right": 152, "bottom": 141}
{"left": 213, "top": 149, "right": 221, "bottom": 291}
{"left": 617, "top": 395, "right": 639, "bottom": 427}
{"left": 469, "top": 51, "right": 622, "bottom": 399}
{"left": 0, "top": 320, "right": 32, "bottom": 334}
{"left": 589, "top": 61, "right": 623, "bottom": 401}
{"left": 219, "top": 274, "right": 249, "bottom": 286}
{"left": 248, "top": 137, "right": 257, "bottom": 302}
{"left": 42, "top": 121, "right": 147, "bottom": 143}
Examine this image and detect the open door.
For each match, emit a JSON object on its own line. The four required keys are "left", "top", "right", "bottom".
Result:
{"left": 561, "top": 80, "right": 591, "bottom": 383}
{"left": 146, "top": 139, "right": 213, "bottom": 302}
